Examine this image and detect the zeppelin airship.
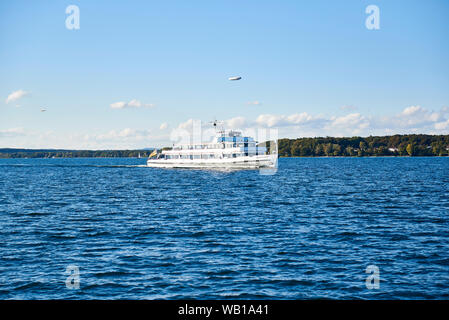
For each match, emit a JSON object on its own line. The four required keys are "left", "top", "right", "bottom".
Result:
{"left": 228, "top": 76, "right": 242, "bottom": 81}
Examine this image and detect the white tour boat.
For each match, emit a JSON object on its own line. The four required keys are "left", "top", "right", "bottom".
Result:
{"left": 146, "top": 125, "right": 277, "bottom": 169}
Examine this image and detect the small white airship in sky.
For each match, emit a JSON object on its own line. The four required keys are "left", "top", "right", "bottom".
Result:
{"left": 228, "top": 76, "right": 242, "bottom": 81}
{"left": 40, "top": 108, "right": 46, "bottom": 112}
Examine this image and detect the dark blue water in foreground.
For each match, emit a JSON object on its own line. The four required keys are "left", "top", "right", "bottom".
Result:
{"left": 0, "top": 157, "right": 448, "bottom": 299}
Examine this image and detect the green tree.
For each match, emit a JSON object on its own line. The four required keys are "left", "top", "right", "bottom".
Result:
{"left": 315, "top": 144, "right": 324, "bottom": 156}
{"left": 323, "top": 143, "right": 332, "bottom": 156}
{"left": 345, "top": 146, "right": 355, "bottom": 156}
{"left": 359, "top": 141, "right": 366, "bottom": 151}
{"left": 290, "top": 140, "right": 302, "bottom": 157}
{"left": 332, "top": 144, "right": 341, "bottom": 156}
{"left": 406, "top": 143, "right": 414, "bottom": 156}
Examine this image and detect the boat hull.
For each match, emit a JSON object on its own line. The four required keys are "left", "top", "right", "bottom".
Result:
{"left": 146, "top": 155, "right": 276, "bottom": 169}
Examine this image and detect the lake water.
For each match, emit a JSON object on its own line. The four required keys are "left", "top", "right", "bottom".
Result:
{"left": 0, "top": 157, "right": 448, "bottom": 299}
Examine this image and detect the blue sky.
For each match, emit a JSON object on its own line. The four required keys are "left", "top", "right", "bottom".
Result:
{"left": 1, "top": 0, "right": 449, "bottom": 149}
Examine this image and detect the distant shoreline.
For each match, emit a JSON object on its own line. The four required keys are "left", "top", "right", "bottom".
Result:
{"left": 1, "top": 134, "right": 449, "bottom": 158}
{"left": 0, "top": 149, "right": 154, "bottom": 159}
{"left": 276, "top": 134, "right": 449, "bottom": 157}
{"left": 0, "top": 155, "right": 447, "bottom": 159}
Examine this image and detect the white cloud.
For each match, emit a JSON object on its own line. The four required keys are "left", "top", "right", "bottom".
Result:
{"left": 3, "top": 105, "right": 448, "bottom": 149}
{"left": 435, "top": 119, "right": 449, "bottom": 130}
{"left": 65, "top": 128, "right": 169, "bottom": 149}
{"left": 95, "top": 128, "right": 152, "bottom": 140}
{"left": 255, "top": 112, "right": 317, "bottom": 127}
{"left": 5, "top": 90, "right": 29, "bottom": 104}
{"left": 165, "top": 106, "right": 449, "bottom": 142}
{"left": 286, "top": 112, "right": 314, "bottom": 124}
{"left": 0, "top": 126, "right": 165, "bottom": 149}
{"left": 225, "top": 116, "right": 247, "bottom": 128}
{"left": 330, "top": 113, "right": 369, "bottom": 128}
{"left": 255, "top": 114, "right": 284, "bottom": 127}
{"left": 177, "top": 119, "right": 196, "bottom": 130}
{"left": 226, "top": 105, "right": 449, "bottom": 137}
{"left": 380, "top": 105, "right": 447, "bottom": 129}
{"left": 110, "top": 101, "right": 126, "bottom": 109}
{"left": 169, "top": 119, "right": 195, "bottom": 145}
{"left": 247, "top": 101, "right": 262, "bottom": 106}
{"left": 110, "top": 99, "right": 155, "bottom": 109}
{"left": 0, "top": 127, "right": 25, "bottom": 137}
{"left": 326, "top": 113, "right": 370, "bottom": 135}
{"left": 401, "top": 105, "right": 422, "bottom": 116}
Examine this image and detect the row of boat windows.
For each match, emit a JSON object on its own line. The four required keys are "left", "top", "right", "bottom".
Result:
{"left": 165, "top": 153, "right": 253, "bottom": 159}
{"left": 173, "top": 142, "right": 256, "bottom": 150}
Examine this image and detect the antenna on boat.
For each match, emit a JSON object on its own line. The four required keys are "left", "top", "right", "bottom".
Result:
{"left": 209, "top": 119, "right": 224, "bottom": 133}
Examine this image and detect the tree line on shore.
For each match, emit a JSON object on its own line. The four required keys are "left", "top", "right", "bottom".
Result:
{"left": 275, "top": 134, "right": 449, "bottom": 157}
{"left": 0, "top": 149, "right": 154, "bottom": 159}
{"left": 1, "top": 134, "right": 449, "bottom": 158}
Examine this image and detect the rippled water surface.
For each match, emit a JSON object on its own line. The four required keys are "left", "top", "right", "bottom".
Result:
{"left": 0, "top": 157, "right": 448, "bottom": 299}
